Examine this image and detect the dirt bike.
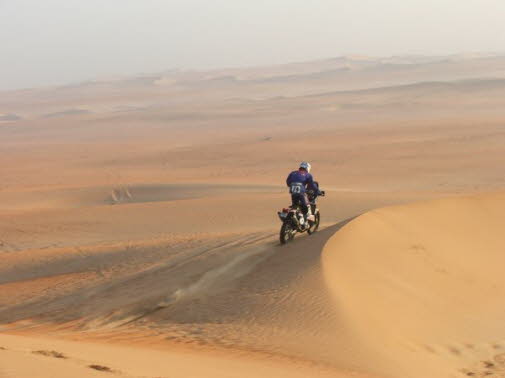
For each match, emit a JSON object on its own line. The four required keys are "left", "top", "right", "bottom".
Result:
{"left": 277, "top": 186, "right": 325, "bottom": 245}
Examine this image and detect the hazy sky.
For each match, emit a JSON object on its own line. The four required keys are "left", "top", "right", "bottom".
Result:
{"left": 1, "top": 0, "right": 505, "bottom": 90}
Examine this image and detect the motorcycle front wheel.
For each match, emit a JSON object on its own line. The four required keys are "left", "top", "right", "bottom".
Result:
{"left": 280, "top": 222, "right": 295, "bottom": 244}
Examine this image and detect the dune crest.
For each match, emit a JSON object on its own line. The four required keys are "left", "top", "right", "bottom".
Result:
{"left": 323, "top": 192, "right": 505, "bottom": 377}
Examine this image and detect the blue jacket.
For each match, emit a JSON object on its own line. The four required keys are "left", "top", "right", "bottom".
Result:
{"left": 286, "top": 170, "right": 318, "bottom": 194}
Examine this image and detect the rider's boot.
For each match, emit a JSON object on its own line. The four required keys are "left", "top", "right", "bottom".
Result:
{"left": 306, "top": 208, "right": 315, "bottom": 222}
{"left": 298, "top": 212, "right": 305, "bottom": 225}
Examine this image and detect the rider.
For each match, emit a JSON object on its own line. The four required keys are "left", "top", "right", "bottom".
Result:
{"left": 286, "top": 162, "right": 320, "bottom": 222}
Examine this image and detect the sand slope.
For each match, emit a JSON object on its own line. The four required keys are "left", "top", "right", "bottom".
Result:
{"left": 323, "top": 192, "right": 505, "bottom": 377}
{"left": 0, "top": 221, "right": 377, "bottom": 378}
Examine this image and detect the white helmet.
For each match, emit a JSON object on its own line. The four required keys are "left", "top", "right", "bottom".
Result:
{"left": 299, "top": 161, "right": 311, "bottom": 173}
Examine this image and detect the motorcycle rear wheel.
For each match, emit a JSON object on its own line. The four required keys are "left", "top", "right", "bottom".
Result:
{"left": 280, "top": 222, "right": 295, "bottom": 244}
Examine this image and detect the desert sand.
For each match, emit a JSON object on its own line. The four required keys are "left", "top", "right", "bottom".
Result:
{"left": 2, "top": 54, "right": 505, "bottom": 377}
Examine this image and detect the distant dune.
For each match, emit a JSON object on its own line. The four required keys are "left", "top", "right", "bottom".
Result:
{"left": 0, "top": 113, "right": 20, "bottom": 121}
{"left": 43, "top": 108, "right": 91, "bottom": 118}
{"left": 3, "top": 53, "right": 505, "bottom": 119}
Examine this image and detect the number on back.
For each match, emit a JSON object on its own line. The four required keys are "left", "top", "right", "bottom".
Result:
{"left": 291, "top": 184, "right": 302, "bottom": 194}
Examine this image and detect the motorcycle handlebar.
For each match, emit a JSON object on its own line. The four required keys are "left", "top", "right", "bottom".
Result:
{"left": 307, "top": 189, "right": 325, "bottom": 197}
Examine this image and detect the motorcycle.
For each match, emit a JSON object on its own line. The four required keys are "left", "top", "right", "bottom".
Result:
{"left": 277, "top": 185, "right": 325, "bottom": 245}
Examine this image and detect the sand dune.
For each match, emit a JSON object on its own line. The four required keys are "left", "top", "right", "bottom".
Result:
{"left": 323, "top": 192, "right": 505, "bottom": 377}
